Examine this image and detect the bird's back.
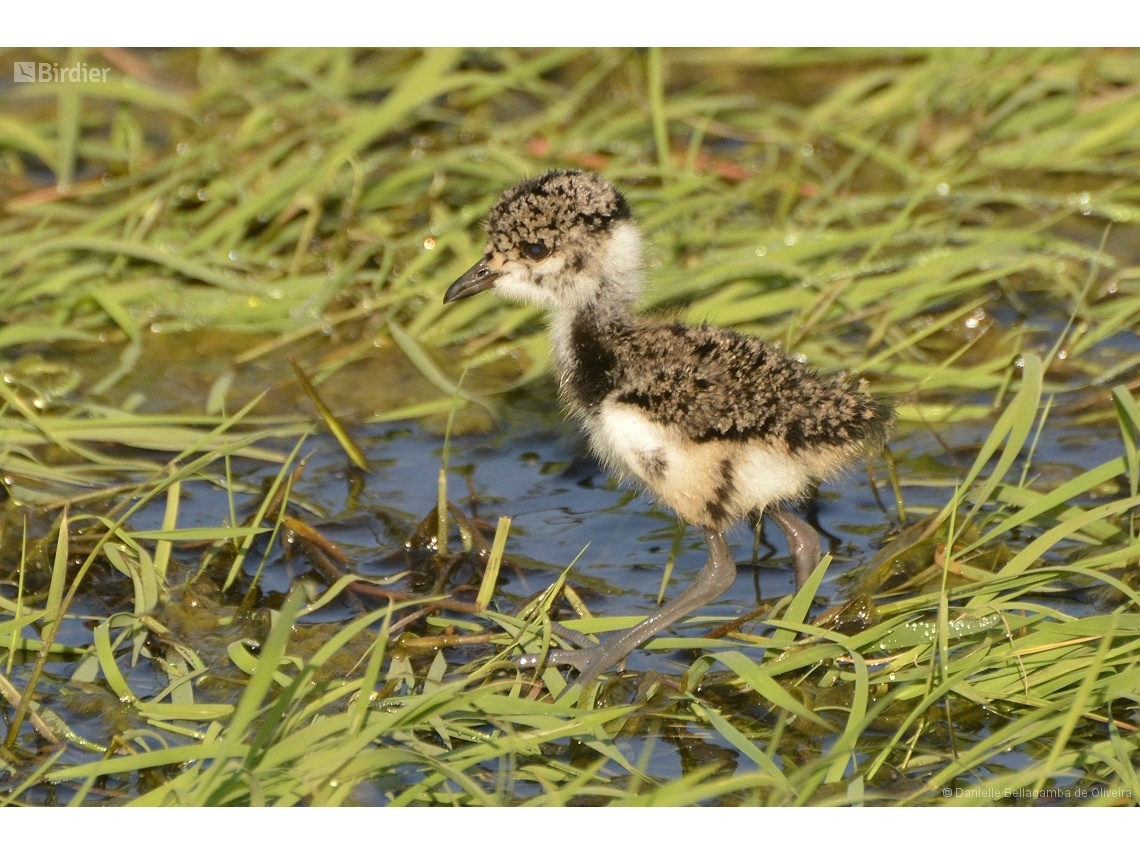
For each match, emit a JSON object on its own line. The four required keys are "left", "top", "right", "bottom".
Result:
{"left": 564, "top": 310, "right": 893, "bottom": 459}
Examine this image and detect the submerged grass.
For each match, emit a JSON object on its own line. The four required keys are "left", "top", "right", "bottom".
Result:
{"left": 1, "top": 47, "right": 1139, "bottom": 805}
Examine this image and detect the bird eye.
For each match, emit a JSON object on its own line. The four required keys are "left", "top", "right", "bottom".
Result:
{"left": 522, "top": 242, "right": 550, "bottom": 262}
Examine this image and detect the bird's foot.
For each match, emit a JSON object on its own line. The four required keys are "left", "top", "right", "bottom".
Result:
{"left": 511, "top": 620, "right": 595, "bottom": 671}
{"left": 514, "top": 645, "right": 594, "bottom": 670}
{"left": 512, "top": 619, "right": 614, "bottom": 696}
{"left": 514, "top": 641, "right": 620, "bottom": 696}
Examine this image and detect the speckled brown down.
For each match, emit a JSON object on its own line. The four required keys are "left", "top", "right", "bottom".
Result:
{"left": 444, "top": 169, "right": 895, "bottom": 689}
{"left": 486, "top": 170, "right": 631, "bottom": 258}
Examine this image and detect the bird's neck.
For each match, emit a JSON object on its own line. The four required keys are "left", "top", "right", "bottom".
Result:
{"left": 549, "top": 291, "right": 633, "bottom": 413}
{"left": 547, "top": 220, "right": 644, "bottom": 405}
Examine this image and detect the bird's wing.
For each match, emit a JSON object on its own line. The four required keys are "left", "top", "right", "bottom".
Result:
{"left": 609, "top": 320, "right": 887, "bottom": 451}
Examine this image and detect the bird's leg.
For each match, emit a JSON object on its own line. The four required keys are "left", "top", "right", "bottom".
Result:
{"left": 767, "top": 506, "right": 822, "bottom": 590}
{"left": 517, "top": 527, "right": 736, "bottom": 690}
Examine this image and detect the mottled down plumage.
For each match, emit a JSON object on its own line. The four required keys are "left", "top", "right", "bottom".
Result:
{"left": 565, "top": 312, "right": 892, "bottom": 452}
{"left": 486, "top": 170, "right": 632, "bottom": 259}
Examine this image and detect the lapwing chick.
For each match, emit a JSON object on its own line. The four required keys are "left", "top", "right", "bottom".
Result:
{"left": 444, "top": 170, "right": 894, "bottom": 689}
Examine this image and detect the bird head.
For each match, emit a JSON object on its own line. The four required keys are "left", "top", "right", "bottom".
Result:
{"left": 444, "top": 170, "right": 642, "bottom": 314}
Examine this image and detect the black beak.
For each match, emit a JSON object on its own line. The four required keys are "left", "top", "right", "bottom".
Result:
{"left": 443, "top": 259, "right": 500, "bottom": 303}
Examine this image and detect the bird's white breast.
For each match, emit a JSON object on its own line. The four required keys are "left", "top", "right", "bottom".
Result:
{"left": 586, "top": 402, "right": 813, "bottom": 527}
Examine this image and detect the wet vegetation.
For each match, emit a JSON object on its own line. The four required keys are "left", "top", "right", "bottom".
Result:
{"left": 1, "top": 47, "right": 1139, "bottom": 805}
